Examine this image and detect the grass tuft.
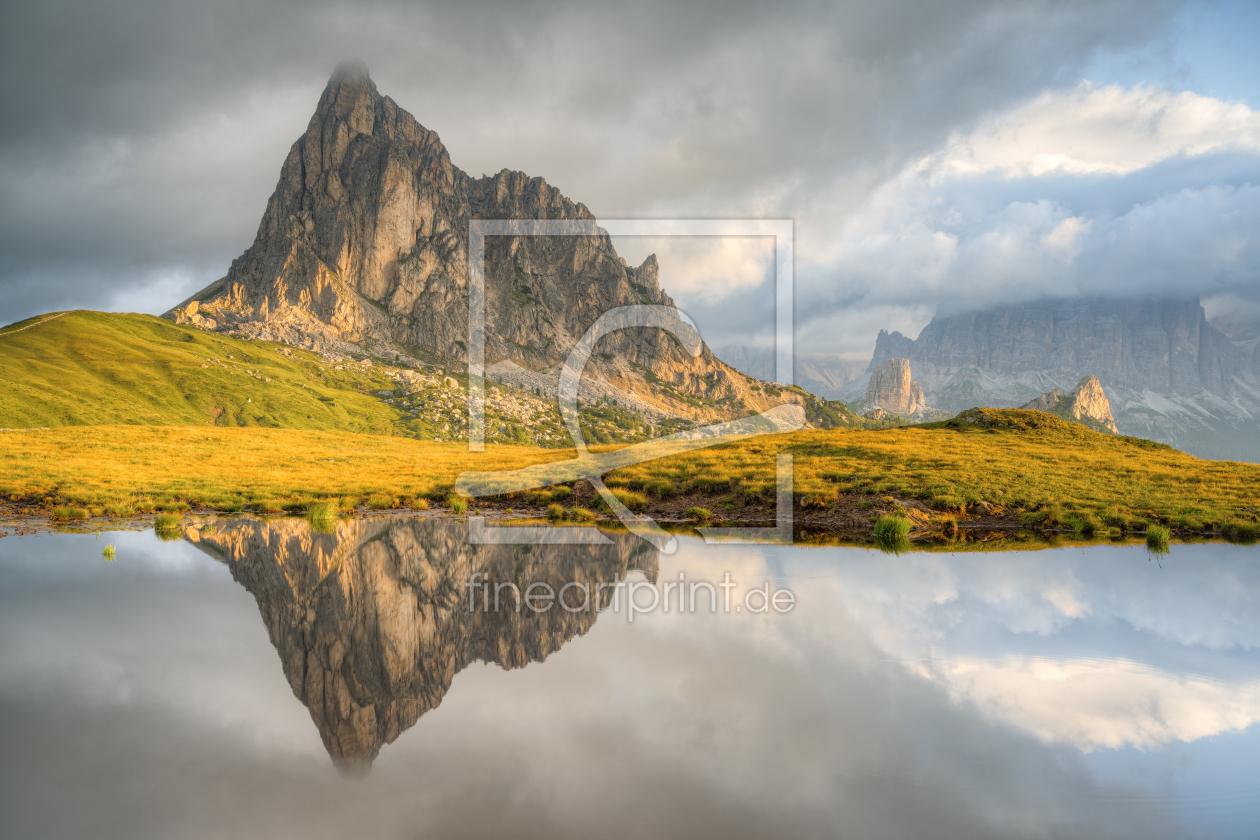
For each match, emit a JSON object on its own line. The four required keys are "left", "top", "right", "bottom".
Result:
{"left": 873, "top": 515, "right": 912, "bottom": 540}
{"left": 568, "top": 507, "right": 596, "bottom": 521}
{"left": 1074, "top": 513, "right": 1103, "bottom": 535}
{"left": 447, "top": 496, "right": 468, "bottom": 514}
{"left": 607, "top": 489, "right": 648, "bottom": 512}
{"left": 1146, "top": 524, "right": 1170, "bottom": 552}
{"left": 547, "top": 503, "right": 566, "bottom": 521}
{"left": 154, "top": 512, "right": 182, "bottom": 531}
{"left": 685, "top": 507, "right": 713, "bottom": 522}
{"left": 51, "top": 506, "right": 88, "bottom": 521}
{"left": 1222, "top": 521, "right": 1259, "bottom": 543}
{"left": 102, "top": 544, "right": 116, "bottom": 561}
{"left": 366, "top": 493, "right": 396, "bottom": 510}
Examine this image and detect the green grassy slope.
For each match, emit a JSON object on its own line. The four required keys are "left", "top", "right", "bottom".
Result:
{"left": 0, "top": 311, "right": 404, "bottom": 432}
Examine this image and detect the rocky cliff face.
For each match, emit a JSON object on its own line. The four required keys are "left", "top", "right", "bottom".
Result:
{"left": 170, "top": 61, "right": 769, "bottom": 419}
{"left": 864, "top": 359, "right": 926, "bottom": 415}
{"left": 188, "top": 516, "right": 656, "bottom": 775}
{"left": 841, "top": 298, "right": 1260, "bottom": 461}
{"left": 1020, "top": 375, "right": 1118, "bottom": 434}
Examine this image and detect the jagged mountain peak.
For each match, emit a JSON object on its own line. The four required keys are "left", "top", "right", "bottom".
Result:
{"left": 1021, "top": 375, "right": 1118, "bottom": 434}
{"left": 164, "top": 63, "right": 814, "bottom": 429}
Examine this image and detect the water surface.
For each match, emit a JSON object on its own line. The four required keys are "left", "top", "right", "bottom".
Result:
{"left": 1, "top": 519, "right": 1257, "bottom": 839}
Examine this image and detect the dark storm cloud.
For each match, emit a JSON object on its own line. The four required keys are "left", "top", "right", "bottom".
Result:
{"left": 0, "top": 0, "right": 1187, "bottom": 328}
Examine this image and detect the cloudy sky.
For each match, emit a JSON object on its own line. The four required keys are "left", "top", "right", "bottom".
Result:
{"left": 2, "top": 0, "right": 1258, "bottom": 359}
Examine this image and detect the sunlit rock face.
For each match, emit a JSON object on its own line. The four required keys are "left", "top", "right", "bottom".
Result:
{"left": 191, "top": 517, "right": 657, "bottom": 775}
{"left": 169, "top": 60, "right": 757, "bottom": 411}
{"left": 1021, "top": 375, "right": 1118, "bottom": 434}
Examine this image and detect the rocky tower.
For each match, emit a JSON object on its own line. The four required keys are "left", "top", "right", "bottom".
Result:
{"left": 1021, "top": 375, "right": 1118, "bottom": 434}
{"left": 865, "top": 359, "right": 926, "bottom": 415}
{"left": 172, "top": 60, "right": 758, "bottom": 410}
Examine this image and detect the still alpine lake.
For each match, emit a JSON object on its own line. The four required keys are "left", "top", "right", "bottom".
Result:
{"left": 1, "top": 518, "right": 1257, "bottom": 839}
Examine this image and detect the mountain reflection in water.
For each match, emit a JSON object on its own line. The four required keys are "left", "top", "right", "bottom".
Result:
{"left": 190, "top": 517, "right": 657, "bottom": 775}
{"left": 2, "top": 521, "right": 1259, "bottom": 839}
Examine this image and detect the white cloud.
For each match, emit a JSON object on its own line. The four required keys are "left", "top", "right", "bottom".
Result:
{"left": 795, "top": 82, "right": 1260, "bottom": 351}
{"left": 929, "top": 656, "right": 1260, "bottom": 751}
{"left": 611, "top": 235, "right": 774, "bottom": 303}
{"left": 797, "top": 544, "right": 1260, "bottom": 751}
{"left": 937, "top": 82, "right": 1260, "bottom": 177}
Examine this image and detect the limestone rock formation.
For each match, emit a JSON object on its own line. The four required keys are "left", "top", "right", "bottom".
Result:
{"left": 865, "top": 359, "right": 926, "bottom": 415}
{"left": 188, "top": 516, "right": 656, "bottom": 775}
{"left": 840, "top": 298, "right": 1260, "bottom": 461}
{"left": 1020, "top": 375, "right": 1118, "bottom": 434}
{"left": 167, "top": 60, "right": 780, "bottom": 421}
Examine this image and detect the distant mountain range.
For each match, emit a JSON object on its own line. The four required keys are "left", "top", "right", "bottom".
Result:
{"left": 836, "top": 298, "right": 1260, "bottom": 461}
{"left": 714, "top": 346, "right": 867, "bottom": 399}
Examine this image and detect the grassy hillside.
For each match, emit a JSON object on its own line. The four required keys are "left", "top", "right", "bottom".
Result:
{"left": 2, "top": 312, "right": 1256, "bottom": 539}
{"left": 0, "top": 311, "right": 771, "bottom": 446}
{"left": 0, "top": 411, "right": 1255, "bottom": 539}
{"left": 0, "top": 311, "right": 403, "bottom": 432}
